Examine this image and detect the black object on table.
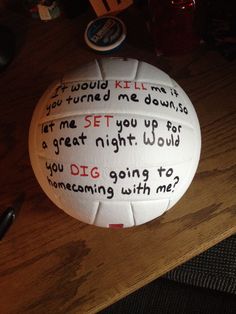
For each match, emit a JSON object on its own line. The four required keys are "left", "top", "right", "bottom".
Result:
{"left": 0, "top": 25, "right": 15, "bottom": 71}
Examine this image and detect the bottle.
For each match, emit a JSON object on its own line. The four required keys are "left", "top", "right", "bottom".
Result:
{"left": 148, "top": 0, "right": 201, "bottom": 55}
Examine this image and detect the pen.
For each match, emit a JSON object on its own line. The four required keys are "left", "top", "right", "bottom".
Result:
{"left": 0, "top": 193, "right": 24, "bottom": 240}
{"left": 0, "top": 207, "right": 16, "bottom": 240}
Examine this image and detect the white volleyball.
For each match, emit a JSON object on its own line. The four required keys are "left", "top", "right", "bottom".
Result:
{"left": 29, "top": 58, "right": 201, "bottom": 228}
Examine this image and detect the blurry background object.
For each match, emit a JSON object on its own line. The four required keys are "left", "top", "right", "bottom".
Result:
{"left": 204, "top": 0, "right": 236, "bottom": 61}
{"left": 58, "top": 0, "right": 88, "bottom": 19}
{"left": 24, "top": 0, "right": 61, "bottom": 20}
{"left": 148, "top": 0, "right": 203, "bottom": 56}
{"left": 0, "top": 24, "right": 15, "bottom": 71}
{"left": 89, "top": 0, "right": 133, "bottom": 16}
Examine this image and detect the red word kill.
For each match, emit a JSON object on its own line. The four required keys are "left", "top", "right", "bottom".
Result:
{"left": 84, "top": 115, "right": 113, "bottom": 128}
{"left": 70, "top": 164, "right": 100, "bottom": 179}
{"left": 115, "top": 81, "right": 147, "bottom": 90}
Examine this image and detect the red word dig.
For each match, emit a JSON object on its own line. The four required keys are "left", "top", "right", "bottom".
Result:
{"left": 70, "top": 164, "right": 100, "bottom": 179}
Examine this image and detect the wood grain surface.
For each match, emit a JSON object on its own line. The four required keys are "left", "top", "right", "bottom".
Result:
{"left": 0, "top": 7, "right": 235, "bottom": 314}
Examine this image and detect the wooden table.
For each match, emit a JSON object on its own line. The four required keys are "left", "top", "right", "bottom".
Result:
{"left": 0, "top": 7, "right": 236, "bottom": 314}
